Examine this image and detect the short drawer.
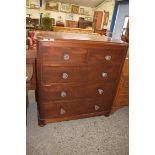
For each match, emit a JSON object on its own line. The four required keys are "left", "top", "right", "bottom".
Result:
{"left": 41, "top": 83, "right": 116, "bottom": 102}
{"left": 40, "top": 98, "right": 111, "bottom": 119}
{"left": 88, "top": 47, "right": 126, "bottom": 65}
{"left": 42, "top": 47, "right": 87, "bottom": 65}
{"left": 41, "top": 66, "right": 120, "bottom": 84}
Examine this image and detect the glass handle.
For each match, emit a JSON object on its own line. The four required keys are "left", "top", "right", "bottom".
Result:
{"left": 105, "top": 55, "right": 111, "bottom": 61}
{"left": 60, "top": 108, "right": 66, "bottom": 115}
{"left": 62, "top": 73, "right": 68, "bottom": 79}
{"left": 98, "top": 89, "right": 104, "bottom": 95}
{"left": 101, "top": 72, "right": 108, "bottom": 78}
{"left": 63, "top": 53, "right": 70, "bottom": 60}
{"left": 94, "top": 105, "right": 100, "bottom": 111}
{"left": 61, "top": 91, "right": 67, "bottom": 97}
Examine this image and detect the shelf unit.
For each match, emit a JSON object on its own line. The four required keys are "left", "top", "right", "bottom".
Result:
{"left": 27, "top": 8, "right": 92, "bottom": 17}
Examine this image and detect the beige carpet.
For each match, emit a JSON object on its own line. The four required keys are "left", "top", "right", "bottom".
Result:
{"left": 27, "top": 91, "right": 129, "bottom": 155}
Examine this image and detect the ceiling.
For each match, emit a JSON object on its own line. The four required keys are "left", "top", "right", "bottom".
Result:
{"left": 46, "top": 0, "right": 106, "bottom": 8}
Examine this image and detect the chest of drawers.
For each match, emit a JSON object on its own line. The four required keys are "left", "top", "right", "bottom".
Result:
{"left": 36, "top": 32, "right": 128, "bottom": 126}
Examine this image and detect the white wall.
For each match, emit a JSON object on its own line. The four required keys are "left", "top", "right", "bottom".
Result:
{"left": 26, "top": 0, "right": 94, "bottom": 26}
{"left": 112, "top": 2, "right": 129, "bottom": 40}
{"left": 94, "top": 0, "right": 115, "bottom": 30}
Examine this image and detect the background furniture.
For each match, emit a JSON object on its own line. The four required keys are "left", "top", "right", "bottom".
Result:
{"left": 66, "top": 20, "right": 78, "bottom": 28}
{"left": 53, "top": 26, "right": 93, "bottom": 34}
{"left": 94, "top": 11, "right": 103, "bottom": 32}
{"left": 95, "top": 29, "right": 107, "bottom": 36}
{"left": 26, "top": 50, "right": 37, "bottom": 90}
{"left": 112, "top": 53, "right": 129, "bottom": 112}
{"left": 36, "top": 32, "right": 128, "bottom": 126}
{"left": 78, "top": 19, "right": 92, "bottom": 29}
{"left": 26, "top": 64, "right": 33, "bottom": 124}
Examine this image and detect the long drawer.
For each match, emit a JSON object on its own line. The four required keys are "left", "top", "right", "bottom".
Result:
{"left": 40, "top": 83, "right": 116, "bottom": 102}
{"left": 39, "top": 98, "right": 111, "bottom": 119}
{"left": 41, "top": 66, "right": 120, "bottom": 84}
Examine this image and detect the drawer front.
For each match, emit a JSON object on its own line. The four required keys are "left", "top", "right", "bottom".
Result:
{"left": 42, "top": 66, "right": 120, "bottom": 84}
{"left": 39, "top": 103, "right": 60, "bottom": 119}
{"left": 88, "top": 48, "right": 126, "bottom": 65}
{"left": 42, "top": 47, "right": 87, "bottom": 65}
{"left": 41, "top": 83, "right": 115, "bottom": 102}
{"left": 40, "top": 98, "right": 110, "bottom": 119}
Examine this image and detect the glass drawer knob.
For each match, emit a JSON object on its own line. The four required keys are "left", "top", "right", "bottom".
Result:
{"left": 62, "top": 73, "right": 68, "bottom": 79}
{"left": 63, "top": 53, "right": 70, "bottom": 60}
{"left": 98, "top": 89, "right": 104, "bottom": 95}
{"left": 60, "top": 108, "right": 66, "bottom": 115}
{"left": 102, "top": 72, "right": 108, "bottom": 78}
{"left": 105, "top": 55, "right": 111, "bottom": 61}
{"left": 61, "top": 91, "right": 67, "bottom": 97}
{"left": 94, "top": 105, "right": 100, "bottom": 111}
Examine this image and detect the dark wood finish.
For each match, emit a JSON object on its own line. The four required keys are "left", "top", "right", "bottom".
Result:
{"left": 39, "top": 98, "right": 110, "bottom": 119}
{"left": 88, "top": 47, "right": 126, "bottom": 65}
{"left": 42, "top": 47, "right": 87, "bottom": 65}
{"left": 78, "top": 20, "right": 92, "bottom": 29}
{"left": 42, "top": 65, "right": 120, "bottom": 84}
{"left": 36, "top": 32, "right": 128, "bottom": 126}
{"left": 41, "top": 83, "right": 115, "bottom": 102}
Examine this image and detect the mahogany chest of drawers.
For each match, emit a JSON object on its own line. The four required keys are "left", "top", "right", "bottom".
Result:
{"left": 36, "top": 32, "right": 128, "bottom": 126}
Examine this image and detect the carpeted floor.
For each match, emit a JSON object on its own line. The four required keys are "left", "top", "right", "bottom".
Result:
{"left": 27, "top": 91, "right": 129, "bottom": 155}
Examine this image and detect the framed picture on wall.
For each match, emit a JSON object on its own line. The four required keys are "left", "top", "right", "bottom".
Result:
{"left": 46, "top": 2, "right": 59, "bottom": 11}
{"left": 71, "top": 5, "right": 79, "bottom": 14}
{"left": 103, "top": 10, "right": 109, "bottom": 26}
{"left": 61, "top": 3, "right": 71, "bottom": 13}
{"left": 26, "top": 0, "right": 30, "bottom": 8}
{"left": 80, "top": 8, "right": 84, "bottom": 15}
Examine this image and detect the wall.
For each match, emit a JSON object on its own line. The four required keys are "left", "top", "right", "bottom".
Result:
{"left": 26, "top": 0, "right": 94, "bottom": 26}
{"left": 94, "top": 0, "right": 115, "bottom": 30}
{"left": 112, "top": 2, "right": 129, "bottom": 40}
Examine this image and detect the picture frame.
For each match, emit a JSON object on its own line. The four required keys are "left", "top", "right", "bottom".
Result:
{"left": 61, "top": 3, "right": 71, "bottom": 13}
{"left": 80, "top": 8, "right": 84, "bottom": 15}
{"left": 103, "top": 10, "right": 109, "bottom": 26}
{"left": 26, "top": 0, "right": 30, "bottom": 8}
{"left": 46, "top": 2, "right": 59, "bottom": 11}
{"left": 71, "top": 5, "right": 79, "bottom": 14}
{"left": 30, "top": 4, "right": 35, "bottom": 9}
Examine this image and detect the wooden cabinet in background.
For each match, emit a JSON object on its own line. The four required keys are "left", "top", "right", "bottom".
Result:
{"left": 112, "top": 55, "right": 129, "bottom": 112}
{"left": 66, "top": 20, "right": 78, "bottom": 28}
{"left": 78, "top": 20, "right": 92, "bottom": 29}
{"left": 94, "top": 11, "right": 103, "bottom": 32}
